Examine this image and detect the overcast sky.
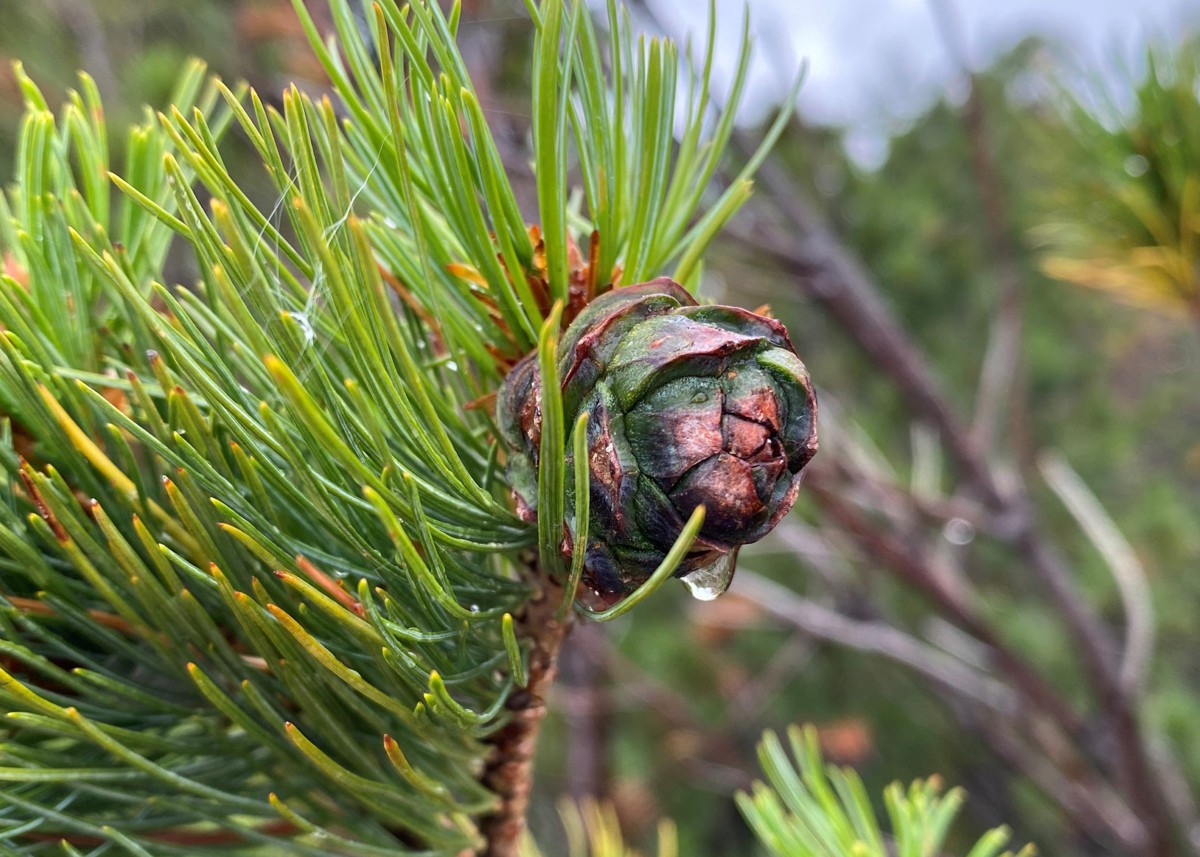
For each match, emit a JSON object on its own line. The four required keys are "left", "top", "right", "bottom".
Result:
{"left": 638, "top": 0, "right": 1200, "bottom": 166}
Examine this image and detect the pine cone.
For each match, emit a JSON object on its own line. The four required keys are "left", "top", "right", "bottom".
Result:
{"left": 498, "top": 278, "right": 817, "bottom": 600}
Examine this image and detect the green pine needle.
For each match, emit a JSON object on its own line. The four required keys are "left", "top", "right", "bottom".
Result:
{"left": 738, "top": 726, "right": 1037, "bottom": 857}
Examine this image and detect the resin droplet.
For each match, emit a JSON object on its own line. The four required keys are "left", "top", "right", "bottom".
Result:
{"left": 680, "top": 551, "right": 738, "bottom": 601}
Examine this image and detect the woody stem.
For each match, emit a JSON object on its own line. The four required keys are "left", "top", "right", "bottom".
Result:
{"left": 479, "top": 563, "right": 573, "bottom": 857}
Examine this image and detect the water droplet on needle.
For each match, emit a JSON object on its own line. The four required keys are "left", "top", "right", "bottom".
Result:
{"left": 680, "top": 551, "right": 738, "bottom": 601}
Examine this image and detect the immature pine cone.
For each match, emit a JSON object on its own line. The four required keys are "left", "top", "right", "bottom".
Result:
{"left": 497, "top": 278, "right": 817, "bottom": 600}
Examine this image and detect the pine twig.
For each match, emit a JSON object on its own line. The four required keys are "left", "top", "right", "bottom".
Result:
{"left": 481, "top": 563, "right": 574, "bottom": 857}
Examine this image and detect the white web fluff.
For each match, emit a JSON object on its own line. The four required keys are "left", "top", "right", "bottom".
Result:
{"left": 239, "top": 131, "right": 393, "bottom": 384}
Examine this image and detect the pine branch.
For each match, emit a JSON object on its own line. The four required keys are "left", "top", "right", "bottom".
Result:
{"left": 0, "top": 0, "right": 784, "bottom": 852}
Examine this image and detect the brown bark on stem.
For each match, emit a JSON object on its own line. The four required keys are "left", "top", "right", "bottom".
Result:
{"left": 480, "top": 566, "right": 573, "bottom": 857}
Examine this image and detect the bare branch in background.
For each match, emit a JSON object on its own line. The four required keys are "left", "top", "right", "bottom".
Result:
{"left": 928, "top": 0, "right": 1033, "bottom": 468}
{"left": 44, "top": 0, "right": 117, "bottom": 102}
{"left": 731, "top": 569, "right": 1150, "bottom": 850}
{"left": 967, "top": 711, "right": 1148, "bottom": 850}
{"left": 747, "top": 518, "right": 858, "bottom": 589}
{"left": 731, "top": 572, "right": 1014, "bottom": 714}
{"left": 1039, "top": 452, "right": 1155, "bottom": 696}
{"left": 727, "top": 149, "right": 1185, "bottom": 853}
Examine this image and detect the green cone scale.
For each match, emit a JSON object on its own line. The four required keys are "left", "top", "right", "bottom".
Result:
{"left": 498, "top": 278, "right": 818, "bottom": 599}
